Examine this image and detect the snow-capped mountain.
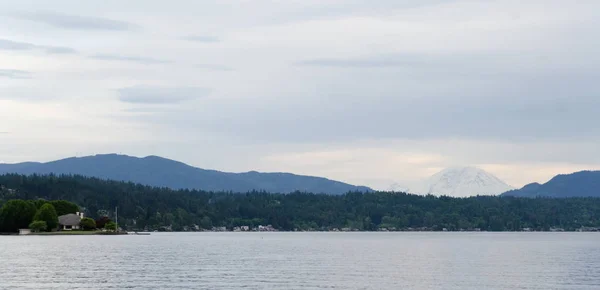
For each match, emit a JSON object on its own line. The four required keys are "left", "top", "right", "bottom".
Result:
{"left": 408, "top": 167, "right": 514, "bottom": 197}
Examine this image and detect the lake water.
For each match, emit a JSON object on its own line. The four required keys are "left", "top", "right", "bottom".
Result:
{"left": 1, "top": 233, "right": 599, "bottom": 289}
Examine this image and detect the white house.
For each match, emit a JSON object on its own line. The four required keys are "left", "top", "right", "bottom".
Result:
{"left": 58, "top": 212, "right": 84, "bottom": 231}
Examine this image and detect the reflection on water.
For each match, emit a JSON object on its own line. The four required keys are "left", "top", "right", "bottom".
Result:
{"left": 1, "top": 232, "right": 599, "bottom": 289}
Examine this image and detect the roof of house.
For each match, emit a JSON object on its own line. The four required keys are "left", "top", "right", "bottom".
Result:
{"left": 58, "top": 213, "right": 81, "bottom": 226}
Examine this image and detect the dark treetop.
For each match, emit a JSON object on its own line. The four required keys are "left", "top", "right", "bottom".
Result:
{"left": 1, "top": 174, "right": 600, "bottom": 232}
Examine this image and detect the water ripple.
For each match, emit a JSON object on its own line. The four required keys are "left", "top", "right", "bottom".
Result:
{"left": 1, "top": 233, "right": 599, "bottom": 289}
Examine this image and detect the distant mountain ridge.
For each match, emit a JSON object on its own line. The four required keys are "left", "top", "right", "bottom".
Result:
{"left": 407, "top": 167, "right": 514, "bottom": 197}
{"left": 0, "top": 154, "right": 371, "bottom": 195}
{"left": 502, "top": 170, "right": 600, "bottom": 198}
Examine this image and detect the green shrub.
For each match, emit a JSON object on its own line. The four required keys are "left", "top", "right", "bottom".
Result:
{"left": 80, "top": 217, "right": 96, "bottom": 230}
{"left": 29, "top": 220, "right": 47, "bottom": 232}
{"left": 33, "top": 203, "right": 58, "bottom": 231}
{"left": 105, "top": 221, "right": 117, "bottom": 231}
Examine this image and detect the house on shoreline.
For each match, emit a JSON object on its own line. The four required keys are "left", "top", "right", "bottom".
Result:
{"left": 58, "top": 212, "right": 84, "bottom": 231}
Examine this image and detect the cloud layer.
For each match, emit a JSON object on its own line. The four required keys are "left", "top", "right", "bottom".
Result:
{"left": 1, "top": 0, "right": 599, "bottom": 189}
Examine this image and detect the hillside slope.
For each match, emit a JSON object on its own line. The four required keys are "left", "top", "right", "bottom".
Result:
{"left": 502, "top": 171, "right": 600, "bottom": 198}
{"left": 0, "top": 154, "right": 371, "bottom": 195}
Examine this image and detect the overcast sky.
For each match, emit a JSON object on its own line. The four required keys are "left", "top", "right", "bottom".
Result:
{"left": 1, "top": 0, "right": 599, "bottom": 190}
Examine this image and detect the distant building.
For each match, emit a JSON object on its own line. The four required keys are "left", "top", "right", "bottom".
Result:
{"left": 58, "top": 212, "right": 84, "bottom": 231}
{"left": 19, "top": 229, "right": 31, "bottom": 235}
{"left": 578, "top": 227, "right": 600, "bottom": 232}
{"left": 211, "top": 226, "right": 227, "bottom": 232}
{"left": 257, "top": 225, "right": 276, "bottom": 232}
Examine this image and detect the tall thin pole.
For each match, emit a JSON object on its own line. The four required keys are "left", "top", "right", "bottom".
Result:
{"left": 115, "top": 206, "right": 118, "bottom": 233}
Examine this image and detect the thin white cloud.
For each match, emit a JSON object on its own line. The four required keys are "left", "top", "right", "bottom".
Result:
{"left": 183, "top": 35, "right": 220, "bottom": 43}
{"left": 90, "top": 54, "right": 171, "bottom": 65}
{"left": 118, "top": 86, "right": 212, "bottom": 104}
{"left": 0, "top": 69, "right": 31, "bottom": 79}
{"left": 297, "top": 58, "right": 415, "bottom": 68}
{"left": 16, "top": 11, "right": 137, "bottom": 31}
{"left": 195, "top": 64, "right": 233, "bottom": 71}
{"left": 0, "top": 38, "right": 76, "bottom": 54}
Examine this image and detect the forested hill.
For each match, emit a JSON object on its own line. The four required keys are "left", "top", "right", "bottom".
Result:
{"left": 0, "top": 154, "right": 371, "bottom": 195}
{"left": 502, "top": 171, "right": 600, "bottom": 198}
{"left": 1, "top": 174, "right": 600, "bottom": 232}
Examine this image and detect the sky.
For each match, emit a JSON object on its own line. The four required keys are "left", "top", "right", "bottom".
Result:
{"left": 1, "top": 0, "right": 599, "bottom": 190}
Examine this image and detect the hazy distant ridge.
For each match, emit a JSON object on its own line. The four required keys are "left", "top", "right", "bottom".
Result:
{"left": 502, "top": 171, "right": 600, "bottom": 198}
{"left": 0, "top": 154, "right": 371, "bottom": 195}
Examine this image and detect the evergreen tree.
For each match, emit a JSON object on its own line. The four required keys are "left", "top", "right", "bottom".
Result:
{"left": 0, "top": 200, "right": 37, "bottom": 232}
{"left": 49, "top": 200, "right": 79, "bottom": 216}
{"left": 2, "top": 174, "right": 600, "bottom": 232}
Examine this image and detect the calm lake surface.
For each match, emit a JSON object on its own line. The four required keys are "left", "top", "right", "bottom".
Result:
{"left": 1, "top": 232, "right": 599, "bottom": 289}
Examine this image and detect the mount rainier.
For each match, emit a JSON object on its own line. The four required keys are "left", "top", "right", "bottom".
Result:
{"left": 396, "top": 167, "right": 514, "bottom": 197}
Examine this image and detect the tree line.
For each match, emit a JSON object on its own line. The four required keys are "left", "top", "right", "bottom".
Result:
{"left": 1, "top": 174, "right": 599, "bottom": 232}
{"left": 0, "top": 197, "right": 116, "bottom": 233}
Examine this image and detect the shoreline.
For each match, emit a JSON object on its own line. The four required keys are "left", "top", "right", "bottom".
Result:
{"left": 1, "top": 232, "right": 599, "bottom": 236}
{"left": 32, "top": 231, "right": 128, "bottom": 235}
{"left": 1, "top": 231, "right": 128, "bottom": 236}
{"left": 3, "top": 229, "right": 599, "bottom": 235}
